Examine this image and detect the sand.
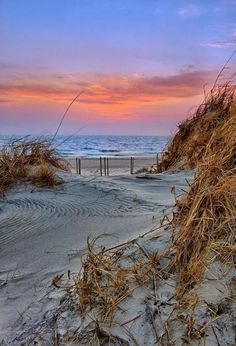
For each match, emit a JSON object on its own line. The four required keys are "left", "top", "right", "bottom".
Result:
{"left": 1, "top": 169, "right": 235, "bottom": 345}
{"left": 0, "top": 169, "right": 193, "bottom": 343}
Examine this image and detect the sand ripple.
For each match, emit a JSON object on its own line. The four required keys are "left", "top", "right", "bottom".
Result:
{"left": 0, "top": 185, "right": 155, "bottom": 249}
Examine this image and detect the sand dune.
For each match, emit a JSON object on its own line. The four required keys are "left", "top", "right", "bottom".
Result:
{"left": 0, "top": 170, "right": 193, "bottom": 342}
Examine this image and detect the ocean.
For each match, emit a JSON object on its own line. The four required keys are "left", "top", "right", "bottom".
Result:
{"left": 0, "top": 135, "right": 169, "bottom": 157}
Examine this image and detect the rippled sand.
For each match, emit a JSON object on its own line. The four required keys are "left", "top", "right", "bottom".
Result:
{"left": 0, "top": 170, "right": 193, "bottom": 341}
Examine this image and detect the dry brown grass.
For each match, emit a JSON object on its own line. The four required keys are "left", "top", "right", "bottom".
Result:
{"left": 58, "top": 237, "right": 168, "bottom": 343}
{"left": 169, "top": 86, "right": 236, "bottom": 294}
{"left": 30, "top": 164, "right": 63, "bottom": 187}
{"left": 0, "top": 139, "right": 68, "bottom": 193}
{"left": 157, "top": 85, "right": 235, "bottom": 172}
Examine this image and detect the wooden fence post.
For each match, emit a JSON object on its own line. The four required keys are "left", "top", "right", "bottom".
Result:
{"left": 100, "top": 157, "right": 103, "bottom": 176}
{"left": 76, "top": 158, "right": 81, "bottom": 175}
{"left": 104, "top": 157, "right": 107, "bottom": 176}
{"left": 130, "top": 157, "right": 134, "bottom": 174}
{"left": 78, "top": 158, "right": 81, "bottom": 175}
{"left": 106, "top": 158, "right": 109, "bottom": 176}
{"left": 75, "top": 158, "right": 79, "bottom": 174}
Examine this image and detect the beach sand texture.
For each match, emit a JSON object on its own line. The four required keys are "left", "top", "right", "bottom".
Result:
{"left": 0, "top": 170, "right": 193, "bottom": 342}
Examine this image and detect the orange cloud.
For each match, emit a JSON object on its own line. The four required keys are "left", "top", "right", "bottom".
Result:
{"left": 0, "top": 70, "right": 216, "bottom": 118}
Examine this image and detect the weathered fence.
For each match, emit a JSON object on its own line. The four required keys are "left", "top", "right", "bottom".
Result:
{"left": 68, "top": 154, "right": 162, "bottom": 176}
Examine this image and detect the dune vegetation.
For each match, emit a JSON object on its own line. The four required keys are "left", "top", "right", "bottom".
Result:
{"left": 158, "top": 85, "right": 236, "bottom": 295}
{"left": 158, "top": 85, "right": 235, "bottom": 172}
{"left": 0, "top": 139, "right": 68, "bottom": 194}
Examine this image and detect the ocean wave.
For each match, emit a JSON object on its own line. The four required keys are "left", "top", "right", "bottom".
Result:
{"left": 0, "top": 135, "right": 169, "bottom": 157}
{"left": 100, "top": 149, "right": 120, "bottom": 153}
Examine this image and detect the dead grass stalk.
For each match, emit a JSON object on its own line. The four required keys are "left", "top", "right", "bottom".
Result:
{"left": 61, "top": 236, "right": 168, "bottom": 341}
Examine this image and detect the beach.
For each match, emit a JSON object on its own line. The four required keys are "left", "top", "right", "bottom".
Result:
{"left": 1, "top": 1, "right": 236, "bottom": 344}
{"left": 0, "top": 168, "right": 193, "bottom": 342}
{"left": 0, "top": 144, "right": 235, "bottom": 345}
{"left": 67, "top": 156, "right": 159, "bottom": 176}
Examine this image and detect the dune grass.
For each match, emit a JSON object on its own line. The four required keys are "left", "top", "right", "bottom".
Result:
{"left": 160, "top": 85, "right": 236, "bottom": 294}
{"left": 68, "top": 237, "right": 166, "bottom": 318}
{"left": 157, "top": 85, "right": 235, "bottom": 172}
{"left": 54, "top": 236, "right": 168, "bottom": 343}
{"left": 0, "top": 139, "right": 68, "bottom": 194}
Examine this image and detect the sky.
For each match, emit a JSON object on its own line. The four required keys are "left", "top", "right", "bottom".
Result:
{"left": 0, "top": 0, "right": 236, "bottom": 136}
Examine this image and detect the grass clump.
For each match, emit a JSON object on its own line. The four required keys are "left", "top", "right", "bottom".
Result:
{"left": 30, "top": 164, "right": 63, "bottom": 187}
{"left": 167, "top": 85, "right": 236, "bottom": 294}
{"left": 157, "top": 85, "right": 235, "bottom": 172}
{"left": 0, "top": 139, "right": 68, "bottom": 193}
{"left": 55, "top": 237, "right": 168, "bottom": 343}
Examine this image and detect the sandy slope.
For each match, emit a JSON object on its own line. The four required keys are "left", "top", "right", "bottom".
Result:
{"left": 0, "top": 170, "right": 193, "bottom": 342}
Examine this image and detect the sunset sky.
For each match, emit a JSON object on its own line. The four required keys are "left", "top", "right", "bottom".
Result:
{"left": 1, "top": 0, "right": 236, "bottom": 135}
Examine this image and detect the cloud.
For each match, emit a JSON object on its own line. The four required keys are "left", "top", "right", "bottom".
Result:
{"left": 0, "top": 71, "right": 217, "bottom": 135}
{"left": 178, "top": 4, "right": 202, "bottom": 17}
{"left": 179, "top": 64, "right": 195, "bottom": 73}
{"left": 202, "top": 27, "right": 236, "bottom": 49}
{"left": 0, "top": 62, "right": 46, "bottom": 73}
{"left": 201, "top": 40, "right": 236, "bottom": 48}
{"left": 0, "top": 98, "right": 13, "bottom": 104}
{"left": 0, "top": 70, "right": 216, "bottom": 110}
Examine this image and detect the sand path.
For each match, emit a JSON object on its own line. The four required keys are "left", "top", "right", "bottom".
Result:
{"left": 0, "top": 171, "right": 193, "bottom": 341}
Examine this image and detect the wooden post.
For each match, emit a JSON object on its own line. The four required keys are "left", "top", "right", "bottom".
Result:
{"left": 106, "top": 158, "right": 109, "bottom": 176}
{"left": 130, "top": 157, "right": 134, "bottom": 174}
{"left": 104, "top": 157, "right": 107, "bottom": 176}
{"left": 75, "top": 158, "right": 79, "bottom": 174}
{"left": 78, "top": 158, "right": 81, "bottom": 175}
{"left": 100, "top": 157, "right": 103, "bottom": 176}
{"left": 156, "top": 153, "right": 159, "bottom": 168}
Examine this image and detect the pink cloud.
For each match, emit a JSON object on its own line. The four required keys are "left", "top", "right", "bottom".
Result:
{"left": 0, "top": 69, "right": 217, "bottom": 135}
{"left": 0, "top": 70, "right": 216, "bottom": 107}
{"left": 232, "top": 29, "right": 236, "bottom": 37}
{"left": 201, "top": 40, "right": 236, "bottom": 49}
